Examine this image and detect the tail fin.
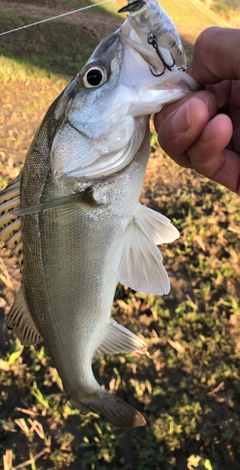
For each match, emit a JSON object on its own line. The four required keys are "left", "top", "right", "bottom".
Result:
{"left": 71, "top": 390, "right": 146, "bottom": 428}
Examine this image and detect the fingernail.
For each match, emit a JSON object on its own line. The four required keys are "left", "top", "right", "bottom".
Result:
{"left": 172, "top": 102, "right": 190, "bottom": 133}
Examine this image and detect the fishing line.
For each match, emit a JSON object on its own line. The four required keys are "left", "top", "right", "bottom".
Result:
{"left": 0, "top": 0, "right": 116, "bottom": 36}
{"left": 106, "top": 0, "right": 118, "bottom": 12}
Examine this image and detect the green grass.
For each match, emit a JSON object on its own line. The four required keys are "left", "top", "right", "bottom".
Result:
{"left": 0, "top": 1, "right": 240, "bottom": 469}
{"left": 0, "top": 14, "right": 100, "bottom": 77}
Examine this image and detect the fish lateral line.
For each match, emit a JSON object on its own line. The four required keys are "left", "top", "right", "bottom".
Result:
{"left": 11, "top": 190, "right": 100, "bottom": 217}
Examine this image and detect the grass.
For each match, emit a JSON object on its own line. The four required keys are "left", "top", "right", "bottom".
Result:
{"left": 0, "top": 1, "right": 240, "bottom": 469}
{"left": 0, "top": 14, "right": 100, "bottom": 77}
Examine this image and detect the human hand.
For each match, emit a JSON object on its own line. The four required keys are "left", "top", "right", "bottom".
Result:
{"left": 154, "top": 27, "right": 240, "bottom": 194}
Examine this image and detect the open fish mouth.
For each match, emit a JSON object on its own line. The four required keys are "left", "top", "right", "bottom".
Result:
{"left": 50, "top": 18, "right": 199, "bottom": 184}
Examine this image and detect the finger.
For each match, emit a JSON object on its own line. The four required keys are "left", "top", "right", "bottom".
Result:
{"left": 210, "top": 149, "right": 240, "bottom": 195}
{"left": 187, "top": 27, "right": 240, "bottom": 84}
{"left": 187, "top": 114, "right": 240, "bottom": 194}
{"left": 154, "top": 92, "right": 217, "bottom": 167}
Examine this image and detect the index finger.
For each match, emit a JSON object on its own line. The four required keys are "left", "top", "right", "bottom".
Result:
{"left": 187, "top": 27, "right": 240, "bottom": 84}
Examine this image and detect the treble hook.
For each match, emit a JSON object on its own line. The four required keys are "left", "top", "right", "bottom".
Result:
{"left": 147, "top": 34, "right": 175, "bottom": 76}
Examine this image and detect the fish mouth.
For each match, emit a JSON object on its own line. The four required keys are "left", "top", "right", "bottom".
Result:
{"left": 117, "top": 39, "right": 199, "bottom": 117}
{"left": 51, "top": 8, "right": 200, "bottom": 185}
{"left": 118, "top": 4, "right": 200, "bottom": 104}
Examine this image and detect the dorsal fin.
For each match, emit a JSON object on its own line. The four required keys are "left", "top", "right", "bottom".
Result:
{"left": 0, "top": 175, "right": 22, "bottom": 265}
{"left": 0, "top": 174, "right": 21, "bottom": 205}
{"left": 6, "top": 285, "right": 42, "bottom": 346}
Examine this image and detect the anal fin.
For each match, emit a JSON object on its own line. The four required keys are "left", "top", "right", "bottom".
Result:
{"left": 7, "top": 286, "right": 42, "bottom": 346}
{"left": 93, "top": 319, "right": 147, "bottom": 357}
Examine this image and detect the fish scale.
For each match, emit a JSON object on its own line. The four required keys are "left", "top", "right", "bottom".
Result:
{"left": 0, "top": 0, "right": 199, "bottom": 427}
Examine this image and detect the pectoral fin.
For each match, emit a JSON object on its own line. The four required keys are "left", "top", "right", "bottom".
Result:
{"left": 12, "top": 190, "right": 99, "bottom": 217}
{"left": 117, "top": 219, "right": 170, "bottom": 295}
{"left": 93, "top": 319, "right": 147, "bottom": 357}
{"left": 7, "top": 286, "right": 42, "bottom": 346}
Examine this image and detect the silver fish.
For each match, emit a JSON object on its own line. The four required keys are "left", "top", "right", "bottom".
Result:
{"left": 0, "top": 1, "right": 198, "bottom": 427}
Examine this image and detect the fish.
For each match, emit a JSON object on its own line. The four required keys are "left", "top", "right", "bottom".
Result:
{"left": 0, "top": 0, "right": 199, "bottom": 428}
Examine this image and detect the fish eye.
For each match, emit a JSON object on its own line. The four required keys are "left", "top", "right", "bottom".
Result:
{"left": 82, "top": 65, "right": 107, "bottom": 88}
